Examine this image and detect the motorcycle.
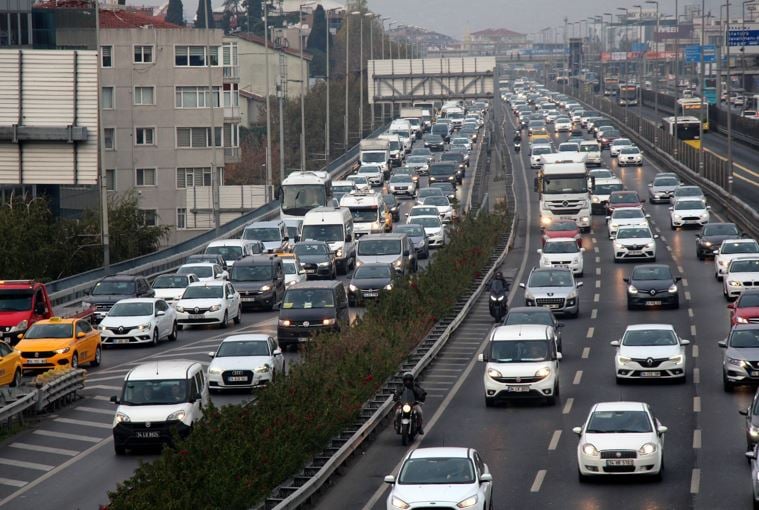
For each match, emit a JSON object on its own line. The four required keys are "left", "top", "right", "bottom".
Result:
{"left": 514, "top": 141, "right": 521, "bottom": 153}
{"left": 489, "top": 290, "right": 507, "bottom": 322}
{"left": 394, "top": 400, "right": 420, "bottom": 445}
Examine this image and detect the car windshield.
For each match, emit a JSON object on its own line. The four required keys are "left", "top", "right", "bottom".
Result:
{"left": 348, "top": 208, "right": 380, "bottom": 222}
{"left": 358, "top": 166, "right": 381, "bottom": 175}
{"left": 301, "top": 224, "right": 344, "bottom": 243}
{"left": 178, "top": 265, "right": 213, "bottom": 278}
{"left": 423, "top": 197, "right": 449, "bottom": 207}
{"left": 730, "top": 259, "right": 759, "bottom": 273}
{"left": 282, "top": 288, "right": 335, "bottom": 309}
{"left": 722, "top": 242, "right": 759, "bottom": 254}
{"left": 243, "top": 228, "right": 281, "bottom": 242}
{"left": 595, "top": 183, "right": 624, "bottom": 194}
{"left": 430, "top": 165, "right": 456, "bottom": 176}
{"left": 282, "top": 260, "right": 298, "bottom": 275}
{"left": 354, "top": 265, "right": 392, "bottom": 279}
{"left": 675, "top": 201, "right": 705, "bottom": 211}
{"left": 543, "top": 241, "right": 579, "bottom": 254}
{"left": 24, "top": 323, "right": 72, "bottom": 339}
{"left": 411, "top": 149, "right": 431, "bottom": 157}
{"left": 555, "top": 117, "right": 570, "bottom": 123}
{"left": 559, "top": 144, "right": 579, "bottom": 152}
{"left": 703, "top": 224, "right": 738, "bottom": 236}
{"left": 407, "top": 156, "right": 427, "bottom": 164}
{"left": 586, "top": 410, "right": 652, "bottom": 433}
{"left": 398, "top": 458, "right": 475, "bottom": 485}
{"left": 532, "top": 147, "right": 552, "bottom": 155}
{"left": 490, "top": 339, "right": 551, "bottom": 362}
{"left": 92, "top": 281, "right": 136, "bottom": 295}
{"left": 543, "top": 178, "right": 587, "bottom": 193}
{"left": 546, "top": 221, "right": 576, "bottom": 232}
{"left": 390, "top": 175, "right": 412, "bottom": 184}
{"left": 452, "top": 138, "right": 469, "bottom": 145}
{"left": 654, "top": 177, "right": 679, "bottom": 186}
{"left": 207, "top": 246, "right": 243, "bottom": 261}
{"left": 504, "top": 311, "right": 552, "bottom": 326}
{"left": 528, "top": 271, "right": 573, "bottom": 287}
{"left": 109, "top": 302, "right": 154, "bottom": 317}
{"left": 333, "top": 185, "right": 354, "bottom": 194}
{"left": 362, "top": 152, "right": 385, "bottom": 163}
{"left": 294, "top": 243, "right": 329, "bottom": 256}
{"left": 153, "top": 275, "right": 190, "bottom": 289}
{"left": 431, "top": 183, "right": 455, "bottom": 193}
{"left": 738, "top": 293, "right": 759, "bottom": 307}
{"left": 182, "top": 286, "right": 223, "bottom": 299}
{"left": 395, "top": 225, "right": 425, "bottom": 237}
{"left": 623, "top": 329, "right": 677, "bottom": 346}
{"left": 121, "top": 379, "right": 188, "bottom": 406}
{"left": 418, "top": 189, "right": 443, "bottom": 199}
{"left": 730, "top": 329, "right": 759, "bottom": 348}
{"left": 617, "top": 228, "right": 651, "bottom": 239}
{"left": 230, "top": 264, "right": 272, "bottom": 282}
{"left": 410, "top": 207, "right": 438, "bottom": 217}
{"left": 580, "top": 144, "right": 599, "bottom": 153}
{"left": 620, "top": 147, "right": 640, "bottom": 154}
{"left": 614, "top": 209, "right": 645, "bottom": 219}
{"left": 415, "top": 217, "right": 442, "bottom": 228}
{"left": 676, "top": 187, "right": 703, "bottom": 196}
{"left": 611, "top": 193, "right": 638, "bottom": 203}
{"left": 0, "top": 290, "right": 33, "bottom": 312}
{"left": 358, "top": 239, "right": 401, "bottom": 256}
{"left": 216, "top": 340, "right": 270, "bottom": 357}
{"left": 631, "top": 266, "right": 672, "bottom": 280}
{"left": 612, "top": 139, "right": 632, "bottom": 146}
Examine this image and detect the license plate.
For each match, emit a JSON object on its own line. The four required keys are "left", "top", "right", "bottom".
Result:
{"left": 640, "top": 371, "right": 659, "bottom": 377}
{"left": 305, "top": 269, "right": 315, "bottom": 274}
{"left": 189, "top": 313, "right": 205, "bottom": 317}
{"left": 559, "top": 216, "right": 575, "bottom": 221}
{"left": 554, "top": 264, "right": 570, "bottom": 269}
{"left": 364, "top": 291, "right": 378, "bottom": 297}
{"left": 751, "top": 371, "right": 759, "bottom": 377}
{"left": 241, "top": 297, "right": 256, "bottom": 302}
{"left": 113, "top": 338, "right": 130, "bottom": 344}
{"left": 298, "top": 337, "right": 310, "bottom": 342}
{"left": 645, "top": 301, "right": 661, "bottom": 306}
{"left": 26, "top": 359, "right": 47, "bottom": 365}
{"left": 606, "top": 459, "right": 634, "bottom": 466}
{"left": 228, "top": 376, "right": 248, "bottom": 382}
{"left": 506, "top": 386, "right": 529, "bottom": 392}
{"left": 136, "top": 431, "right": 160, "bottom": 439}
{"left": 547, "top": 304, "right": 560, "bottom": 309}
{"left": 627, "top": 250, "right": 642, "bottom": 255}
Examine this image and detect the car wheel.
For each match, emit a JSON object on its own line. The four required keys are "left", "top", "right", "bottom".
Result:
{"left": 114, "top": 443, "right": 126, "bottom": 455}
{"left": 91, "top": 345, "right": 102, "bottom": 367}
{"left": 485, "top": 396, "right": 496, "bottom": 408}
{"left": 578, "top": 469, "right": 590, "bottom": 483}
{"left": 10, "top": 369, "right": 21, "bottom": 388}
{"left": 71, "top": 353, "right": 79, "bottom": 369}
{"left": 168, "top": 322, "right": 178, "bottom": 341}
{"left": 151, "top": 329, "right": 159, "bottom": 347}
{"left": 220, "top": 311, "right": 229, "bottom": 329}
{"left": 723, "top": 372, "right": 735, "bottom": 392}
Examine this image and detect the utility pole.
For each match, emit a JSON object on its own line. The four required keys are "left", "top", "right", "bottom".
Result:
{"left": 358, "top": 10, "right": 364, "bottom": 140}
{"left": 344, "top": 12, "right": 351, "bottom": 150}
{"left": 367, "top": 13, "right": 375, "bottom": 131}
{"left": 325, "top": 7, "right": 330, "bottom": 161}
{"left": 634, "top": 4, "right": 644, "bottom": 133}
{"left": 299, "top": 6, "right": 307, "bottom": 172}
{"left": 646, "top": 1, "right": 660, "bottom": 127}
{"left": 674, "top": 0, "right": 680, "bottom": 157}
{"left": 95, "top": 1, "right": 110, "bottom": 269}
{"left": 264, "top": 2, "right": 272, "bottom": 201}
{"left": 698, "top": 0, "right": 705, "bottom": 174}
{"left": 205, "top": 0, "right": 220, "bottom": 232}
{"left": 726, "top": 0, "right": 734, "bottom": 194}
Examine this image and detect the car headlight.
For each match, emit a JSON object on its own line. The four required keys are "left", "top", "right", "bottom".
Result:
{"left": 393, "top": 259, "right": 403, "bottom": 268}
{"left": 115, "top": 412, "right": 130, "bottom": 423}
{"left": 322, "top": 318, "right": 336, "bottom": 326}
{"left": 137, "top": 322, "right": 152, "bottom": 331}
{"left": 566, "top": 291, "right": 577, "bottom": 300}
{"left": 457, "top": 495, "right": 479, "bottom": 509}
{"left": 55, "top": 347, "right": 71, "bottom": 354}
{"left": 581, "top": 443, "right": 600, "bottom": 457}
{"left": 736, "top": 317, "right": 749, "bottom": 324}
{"left": 592, "top": 196, "right": 600, "bottom": 203}
{"left": 541, "top": 257, "right": 551, "bottom": 266}
{"left": 384, "top": 284, "right": 394, "bottom": 291}
{"left": 355, "top": 259, "right": 363, "bottom": 267}
{"left": 540, "top": 216, "right": 552, "bottom": 226}
{"left": 728, "top": 280, "right": 743, "bottom": 287}
{"left": 167, "top": 410, "right": 186, "bottom": 421}
{"left": 617, "top": 355, "right": 632, "bottom": 364}
{"left": 255, "top": 365, "right": 271, "bottom": 373}
{"left": 487, "top": 368, "right": 503, "bottom": 379}
{"left": 318, "top": 261, "right": 330, "bottom": 267}
{"left": 702, "top": 241, "right": 712, "bottom": 247}
{"left": 260, "top": 285, "right": 272, "bottom": 292}
{"left": 669, "top": 355, "right": 684, "bottom": 364}
{"left": 646, "top": 242, "right": 655, "bottom": 249}
{"left": 175, "top": 305, "right": 185, "bottom": 312}
{"left": 727, "top": 357, "right": 745, "bottom": 367}
{"left": 9, "top": 320, "right": 29, "bottom": 333}
{"left": 673, "top": 214, "right": 682, "bottom": 220}
{"left": 81, "top": 302, "right": 92, "bottom": 310}
{"left": 535, "top": 367, "right": 551, "bottom": 379}
{"left": 349, "top": 284, "right": 358, "bottom": 292}
{"left": 402, "top": 403, "right": 412, "bottom": 413}
{"left": 208, "top": 366, "right": 222, "bottom": 375}
{"left": 209, "top": 304, "right": 222, "bottom": 312}
{"left": 750, "top": 425, "right": 759, "bottom": 438}
{"left": 391, "top": 496, "right": 410, "bottom": 509}
{"left": 639, "top": 443, "right": 657, "bottom": 455}
{"left": 667, "top": 284, "right": 678, "bottom": 293}
{"left": 98, "top": 325, "right": 107, "bottom": 331}
{"left": 336, "top": 249, "right": 344, "bottom": 258}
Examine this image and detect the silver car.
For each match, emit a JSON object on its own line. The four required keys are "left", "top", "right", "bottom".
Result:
{"left": 648, "top": 174, "right": 682, "bottom": 203}
{"left": 519, "top": 268, "right": 583, "bottom": 318}
{"left": 719, "top": 324, "right": 759, "bottom": 391}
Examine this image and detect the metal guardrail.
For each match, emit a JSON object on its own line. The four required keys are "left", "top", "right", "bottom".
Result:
{"left": 0, "top": 369, "right": 87, "bottom": 428}
{"left": 47, "top": 126, "right": 389, "bottom": 308}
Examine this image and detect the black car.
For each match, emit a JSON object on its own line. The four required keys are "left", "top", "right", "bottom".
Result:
{"left": 430, "top": 182, "right": 456, "bottom": 201}
{"left": 440, "top": 152, "right": 467, "bottom": 177}
{"left": 348, "top": 263, "right": 395, "bottom": 306}
{"left": 740, "top": 385, "right": 759, "bottom": 450}
{"left": 695, "top": 222, "right": 742, "bottom": 260}
{"left": 429, "top": 162, "right": 460, "bottom": 186}
{"left": 277, "top": 281, "right": 350, "bottom": 348}
{"left": 293, "top": 241, "right": 336, "bottom": 280}
{"left": 229, "top": 255, "right": 286, "bottom": 310}
{"left": 187, "top": 253, "right": 228, "bottom": 271}
{"left": 624, "top": 264, "right": 681, "bottom": 310}
{"left": 502, "top": 306, "right": 564, "bottom": 353}
{"left": 394, "top": 223, "right": 429, "bottom": 259}
{"left": 382, "top": 193, "right": 401, "bottom": 222}
{"left": 430, "top": 124, "right": 450, "bottom": 143}
{"left": 423, "top": 133, "right": 445, "bottom": 151}
{"left": 85, "top": 275, "right": 155, "bottom": 322}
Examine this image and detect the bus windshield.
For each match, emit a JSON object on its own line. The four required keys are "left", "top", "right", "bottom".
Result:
{"left": 281, "top": 184, "right": 328, "bottom": 217}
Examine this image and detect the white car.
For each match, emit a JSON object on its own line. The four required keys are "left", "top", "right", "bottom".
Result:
{"left": 669, "top": 198, "right": 710, "bottom": 229}
{"left": 384, "top": 447, "right": 493, "bottom": 510}
{"left": 451, "top": 137, "right": 472, "bottom": 151}
{"left": 723, "top": 257, "right": 759, "bottom": 299}
{"left": 558, "top": 142, "right": 581, "bottom": 153}
{"left": 175, "top": 281, "right": 241, "bottom": 329}
{"left": 607, "top": 207, "right": 650, "bottom": 239}
{"left": 617, "top": 146, "right": 643, "bottom": 167}
{"left": 530, "top": 144, "right": 554, "bottom": 168}
{"left": 574, "top": 401, "right": 667, "bottom": 481}
{"left": 99, "top": 298, "right": 177, "bottom": 346}
{"left": 346, "top": 175, "right": 371, "bottom": 192}
{"left": 590, "top": 178, "right": 624, "bottom": 215}
{"left": 357, "top": 164, "right": 384, "bottom": 186}
{"left": 387, "top": 174, "right": 417, "bottom": 197}
{"left": 609, "top": 138, "right": 634, "bottom": 157}
{"left": 554, "top": 117, "right": 572, "bottom": 132}
{"left": 580, "top": 140, "right": 602, "bottom": 166}
{"left": 715, "top": 239, "right": 759, "bottom": 279}
{"left": 611, "top": 324, "right": 689, "bottom": 382}
{"left": 670, "top": 185, "right": 706, "bottom": 205}
{"left": 207, "top": 334, "right": 285, "bottom": 391}
{"left": 176, "top": 263, "right": 227, "bottom": 282}
{"left": 422, "top": 196, "right": 454, "bottom": 223}
{"left": 613, "top": 225, "right": 658, "bottom": 262}
{"left": 587, "top": 168, "right": 615, "bottom": 182}
{"left": 281, "top": 256, "right": 306, "bottom": 288}
{"left": 151, "top": 273, "right": 199, "bottom": 304}
{"left": 413, "top": 215, "right": 446, "bottom": 247}
{"left": 538, "top": 239, "right": 585, "bottom": 275}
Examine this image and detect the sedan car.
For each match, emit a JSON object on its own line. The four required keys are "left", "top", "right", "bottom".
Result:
{"left": 613, "top": 226, "right": 658, "bottom": 262}
{"left": 740, "top": 388, "right": 759, "bottom": 451}
{"left": 720, "top": 324, "right": 759, "bottom": 391}
{"left": 99, "top": 298, "right": 177, "bottom": 346}
{"left": 574, "top": 401, "right": 666, "bottom": 481}
{"left": 415, "top": 187, "right": 444, "bottom": 205}
{"left": 606, "top": 190, "right": 643, "bottom": 215}
{"left": 591, "top": 179, "right": 624, "bottom": 215}
{"left": 695, "top": 222, "right": 742, "bottom": 260}
{"left": 609, "top": 138, "right": 634, "bottom": 157}
{"left": 404, "top": 156, "right": 429, "bottom": 176}
{"left": 16, "top": 317, "right": 101, "bottom": 371}
{"left": 542, "top": 219, "right": 581, "bottom": 247}
{"left": 387, "top": 174, "right": 417, "bottom": 197}
{"left": 293, "top": 241, "right": 336, "bottom": 280}
{"left": 538, "top": 239, "right": 585, "bottom": 276}
{"left": 413, "top": 215, "right": 447, "bottom": 247}
{"left": 648, "top": 174, "right": 682, "bottom": 203}
{"left": 554, "top": 117, "right": 572, "bottom": 132}
{"left": 520, "top": 267, "right": 583, "bottom": 318}
{"left": 669, "top": 198, "right": 710, "bottom": 229}
{"left": 384, "top": 447, "right": 493, "bottom": 510}
{"left": 207, "top": 334, "right": 284, "bottom": 391}
{"left": 611, "top": 324, "right": 689, "bottom": 382}
{"left": 624, "top": 264, "right": 681, "bottom": 310}
{"left": 175, "top": 281, "right": 241, "bottom": 329}
{"left": 422, "top": 133, "right": 445, "bottom": 151}
{"left": 715, "top": 239, "right": 759, "bottom": 279}
{"left": 422, "top": 196, "right": 454, "bottom": 223}
{"left": 728, "top": 290, "right": 759, "bottom": 326}
{"left": 671, "top": 185, "right": 705, "bottom": 205}
{"left": 430, "top": 182, "right": 456, "bottom": 201}
{"left": 151, "top": 274, "right": 199, "bottom": 305}
{"left": 394, "top": 223, "right": 429, "bottom": 260}
{"left": 346, "top": 175, "right": 371, "bottom": 192}
{"left": 348, "top": 263, "right": 394, "bottom": 306}
{"left": 617, "top": 146, "right": 643, "bottom": 167}
{"left": 0, "top": 342, "right": 22, "bottom": 387}
{"left": 724, "top": 258, "right": 759, "bottom": 300}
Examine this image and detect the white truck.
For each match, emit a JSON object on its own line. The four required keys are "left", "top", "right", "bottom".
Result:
{"left": 538, "top": 162, "right": 592, "bottom": 232}
{"left": 359, "top": 138, "right": 391, "bottom": 175}
{"left": 400, "top": 107, "right": 425, "bottom": 136}
{"left": 388, "top": 119, "right": 413, "bottom": 153}
{"left": 339, "top": 191, "right": 390, "bottom": 238}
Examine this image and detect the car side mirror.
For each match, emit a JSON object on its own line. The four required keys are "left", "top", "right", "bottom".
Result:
{"left": 110, "top": 395, "right": 119, "bottom": 404}
{"left": 384, "top": 475, "right": 396, "bottom": 484}
{"left": 727, "top": 303, "right": 735, "bottom": 310}
{"left": 675, "top": 276, "right": 682, "bottom": 282}
{"left": 572, "top": 426, "right": 582, "bottom": 435}
{"left": 740, "top": 408, "right": 750, "bottom": 416}
{"left": 746, "top": 451, "right": 757, "bottom": 460}
{"left": 706, "top": 206, "right": 712, "bottom": 210}
{"left": 657, "top": 425, "right": 668, "bottom": 435}
{"left": 537, "top": 249, "right": 543, "bottom": 254}
{"left": 479, "top": 473, "right": 493, "bottom": 483}
{"left": 610, "top": 340, "right": 620, "bottom": 347}
{"left": 519, "top": 283, "right": 526, "bottom": 289}
{"left": 273, "top": 348, "right": 282, "bottom": 356}
{"left": 653, "top": 234, "right": 660, "bottom": 239}
{"left": 668, "top": 207, "right": 674, "bottom": 211}
{"left": 623, "top": 277, "right": 630, "bottom": 283}
{"left": 77, "top": 332, "right": 86, "bottom": 338}
{"left": 156, "top": 310, "right": 166, "bottom": 317}
{"left": 576, "top": 281, "right": 584, "bottom": 288}
{"left": 477, "top": 352, "right": 487, "bottom": 362}
{"left": 713, "top": 250, "right": 719, "bottom": 255}
{"left": 556, "top": 352, "right": 563, "bottom": 361}
{"left": 680, "top": 339, "right": 691, "bottom": 345}
{"left": 208, "top": 351, "right": 215, "bottom": 358}
{"left": 605, "top": 216, "right": 611, "bottom": 220}
{"left": 718, "top": 340, "right": 727, "bottom": 348}
{"left": 648, "top": 183, "right": 653, "bottom": 187}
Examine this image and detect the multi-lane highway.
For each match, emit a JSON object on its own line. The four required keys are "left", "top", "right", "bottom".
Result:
{"left": 311, "top": 86, "right": 756, "bottom": 510}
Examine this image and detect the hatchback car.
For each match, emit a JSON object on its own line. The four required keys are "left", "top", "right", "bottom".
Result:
{"left": 611, "top": 324, "right": 689, "bottom": 383}
{"left": 720, "top": 325, "right": 759, "bottom": 391}
{"left": 695, "top": 222, "right": 742, "bottom": 260}
{"left": 542, "top": 219, "right": 581, "bottom": 247}
{"left": 671, "top": 185, "right": 705, "bottom": 205}
{"left": 624, "top": 264, "right": 681, "bottom": 310}
{"left": 715, "top": 239, "right": 759, "bottom": 279}
{"left": 669, "top": 198, "right": 710, "bottom": 229}
{"left": 520, "top": 267, "right": 583, "bottom": 317}
{"left": 728, "top": 290, "right": 759, "bottom": 326}
{"left": 606, "top": 190, "right": 643, "bottom": 215}
{"left": 609, "top": 138, "right": 634, "bottom": 157}
{"left": 151, "top": 274, "right": 200, "bottom": 305}
{"left": 293, "top": 241, "right": 336, "bottom": 280}
{"left": 613, "top": 226, "right": 658, "bottom": 262}
{"left": 724, "top": 258, "right": 759, "bottom": 300}
{"left": 99, "top": 298, "right": 177, "bottom": 346}
{"left": 207, "top": 334, "right": 284, "bottom": 391}
{"left": 538, "top": 239, "right": 585, "bottom": 276}
{"left": 348, "top": 263, "right": 395, "bottom": 306}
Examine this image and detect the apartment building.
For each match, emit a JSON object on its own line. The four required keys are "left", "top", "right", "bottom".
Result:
{"left": 99, "top": 8, "right": 241, "bottom": 243}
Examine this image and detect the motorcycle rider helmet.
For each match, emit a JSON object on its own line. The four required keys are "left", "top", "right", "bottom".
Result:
{"left": 495, "top": 271, "right": 504, "bottom": 280}
{"left": 402, "top": 372, "right": 414, "bottom": 386}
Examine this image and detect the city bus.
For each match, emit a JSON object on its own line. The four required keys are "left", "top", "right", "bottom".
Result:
{"left": 676, "top": 98, "right": 709, "bottom": 132}
{"left": 662, "top": 116, "right": 702, "bottom": 149}
{"left": 618, "top": 84, "right": 639, "bottom": 106}
{"left": 278, "top": 170, "right": 333, "bottom": 221}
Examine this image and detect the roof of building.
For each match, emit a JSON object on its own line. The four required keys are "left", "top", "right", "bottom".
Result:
{"left": 232, "top": 32, "right": 313, "bottom": 61}
{"left": 470, "top": 28, "right": 525, "bottom": 38}
{"left": 34, "top": 1, "right": 182, "bottom": 29}
{"left": 240, "top": 89, "right": 265, "bottom": 101}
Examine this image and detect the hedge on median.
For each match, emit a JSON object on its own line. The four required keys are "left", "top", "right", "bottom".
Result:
{"left": 107, "top": 209, "right": 508, "bottom": 510}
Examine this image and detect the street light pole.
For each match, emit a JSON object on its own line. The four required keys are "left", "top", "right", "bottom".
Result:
{"left": 325, "top": 7, "right": 331, "bottom": 162}
{"left": 698, "top": 0, "right": 705, "bottom": 174}
{"left": 344, "top": 11, "right": 351, "bottom": 150}
{"left": 634, "top": 4, "right": 644, "bottom": 133}
{"left": 674, "top": 0, "right": 680, "bottom": 157}
{"left": 725, "top": 0, "right": 734, "bottom": 193}
{"left": 299, "top": 5, "right": 309, "bottom": 172}
{"left": 358, "top": 11, "right": 364, "bottom": 140}
{"left": 646, "top": 1, "right": 660, "bottom": 124}
{"left": 367, "top": 13, "right": 375, "bottom": 131}
{"left": 94, "top": 2, "right": 110, "bottom": 269}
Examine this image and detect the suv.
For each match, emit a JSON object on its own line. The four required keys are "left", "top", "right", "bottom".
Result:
{"left": 242, "top": 220, "right": 289, "bottom": 253}
{"left": 519, "top": 267, "right": 583, "bottom": 318}
{"left": 85, "top": 275, "right": 154, "bottom": 323}
{"left": 277, "top": 281, "right": 350, "bottom": 348}
{"left": 721, "top": 324, "right": 759, "bottom": 392}
{"left": 229, "top": 255, "right": 286, "bottom": 310}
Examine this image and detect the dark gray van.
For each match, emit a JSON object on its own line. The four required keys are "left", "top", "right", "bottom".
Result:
{"left": 229, "top": 255, "right": 285, "bottom": 311}
{"left": 276, "top": 280, "right": 350, "bottom": 348}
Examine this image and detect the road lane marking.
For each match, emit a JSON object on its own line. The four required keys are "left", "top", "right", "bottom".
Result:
{"left": 693, "top": 429, "right": 702, "bottom": 449}
{"left": 691, "top": 325, "right": 697, "bottom": 337}
{"left": 593, "top": 246, "right": 599, "bottom": 253}
{"left": 693, "top": 368, "right": 700, "bottom": 384}
{"left": 573, "top": 371, "right": 583, "bottom": 385}
{"left": 593, "top": 293, "right": 600, "bottom": 302}
{"left": 595, "top": 280, "right": 601, "bottom": 288}
{"left": 682, "top": 278, "right": 689, "bottom": 287}
{"left": 688, "top": 308, "right": 694, "bottom": 318}
{"left": 548, "top": 431, "right": 562, "bottom": 450}
{"left": 73, "top": 406, "right": 116, "bottom": 416}
{"left": 694, "top": 396, "right": 701, "bottom": 413}
{"left": 530, "top": 470, "right": 547, "bottom": 492}
{"left": 685, "top": 291, "right": 692, "bottom": 301}
{"left": 0, "top": 478, "right": 27, "bottom": 488}
{"left": 0, "top": 458, "right": 53, "bottom": 471}
{"left": 654, "top": 226, "right": 661, "bottom": 233}
{"left": 582, "top": 347, "right": 590, "bottom": 359}
{"left": 33, "top": 430, "right": 101, "bottom": 443}
{"left": 692, "top": 345, "right": 699, "bottom": 358}
{"left": 677, "top": 265, "right": 684, "bottom": 273}
{"left": 595, "top": 267, "right": 601, "bottom": 276}
{"left": 666, "top": 245, "right": 672, "bottom": 252}
{"left": 586, "top": 327, "right": 594, "bottom": 339}
{"left": 595, "top": 256, "right": 600, "bottom": 263}
{"left": 563, "top": 398, "right": 574, "bottom": 415}
{"left": 691, "top": 469, "right": 701, "bottom": 494}
{"left": 10, "top": 443, "right": 78, "bottom": 457}
{"left": 53, "top": 418, "right": 111, "bottom": 430}
{"left": 591, "top": 309, "right": 598, "bottom": 319}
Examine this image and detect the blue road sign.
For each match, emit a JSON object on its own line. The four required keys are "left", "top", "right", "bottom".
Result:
{"left": 684, "top": 44, "right": 716, "bottom": 63}
{"left": 727, "top": 28, "right": 759, "bottom": 47}
{"left": 631, "top": 42, "right": 648, "bottom": 53}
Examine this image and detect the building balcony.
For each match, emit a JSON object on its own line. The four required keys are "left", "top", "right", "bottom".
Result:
{"left": 224, "top": 147, "right": 241, "bottom": 163}
{"left": 224, "top": 106, "right": 241, "bottom": 120}
{"left": 223, "top": 66, "right": 240, "bottom": 82}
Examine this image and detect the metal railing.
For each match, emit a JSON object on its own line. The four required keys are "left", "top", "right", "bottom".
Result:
{"left": 0, "top": 369, "right": 87, "bottom": 430}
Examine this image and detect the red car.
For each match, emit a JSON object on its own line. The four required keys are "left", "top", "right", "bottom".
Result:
{"left": 728, "top": 290, "right": 759, "bottom": 326}
{"left": 606, "top": 190, "right": 644, "bottom": 215}
{"left": 542, "top": 219, "right": 582, "bottom": 247}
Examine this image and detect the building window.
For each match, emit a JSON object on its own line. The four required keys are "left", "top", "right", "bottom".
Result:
{"left": 141, "top": 209, "right": 158, "bottom": 227}
{"left": 176, "top": 167, "right": 212, "bottom": 188}
{"left": 134, "top": 45, "right": 153, "bottom": 63}
{"left": 101, "top": 45, "right": 112, "bottom": 67}
{"left": 223, "top": 123, "right": 239, "bottom": 148}
{"left": 175, "top": 45, "right": 205, "bottom": 66}
{"left": 175, "top": 86, "right": 220, "bottom": 108}
{"left": 135, "top": 127, "right": 155, "bottom": 146}
{"left": 176, "top": 127, "right": 222, "bottom": 148}
{"left": 134, "top": 86, "right": 155, "bottom": 105}
{"left": 135, "top": 168, "right": 156, "bottom": 186}
{"left": 103, "top": 128, "right": 115, "bottom": 150}
{"left": 223, "top": 83, "right": 239, "bottom": 107}
{"left": 105, "top": 169, "right": 116, "bottom": 191}
{"left": 177, "top": 208, "right": 187, "bottom": 229}
{"left": 101, "top": 87, "right": 114, "bottom": 109}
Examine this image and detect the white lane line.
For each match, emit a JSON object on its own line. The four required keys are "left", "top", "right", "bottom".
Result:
{"left": 582, "top": 347, "right": 590, "bottom": 359}
{"left": 693, "top": 368, "right": 701, "bottom": 384}
{"left": 591, "top": 237, "right": 597, "bottom": 244}
{"left": 172, "top": 340, "right": 223, "bottom": 350}
{"left": 0, "top": 458, "right": 53, "bottom": 472}
{"left": 86, "top": 385, "right": 121, "bottom": 391}
{"left": 692, "top": 345, "right": 699, "bottom": 358}
{"left": 586, "top": 327, "right": 595, "bottom": 339}
{"left": 682, "top": 278, "right": 689, "bottom": 287}
{"left": 693, "top": 429, "right": 702, "bottom": 449}
{"left": 593, "top": 293, "right": 600, "bottom": 303}
{"left": 685, "top": 291, "right": 692, "bottom": 301}
{"left": 677, "top": 265, "right": 684, "bottom": 273}
{"left": 154, "top": 349, "right": 217, "bottom": 358}
{"left": 74, "top": 406, "right": 116, "bottom": 416}
{"left": 595, "top": 280, "right": 601, "bottom": 288}
{"left": 691, "top": 325, "right": 697, "bottom": 337}
{"left": 591, "top": 309, "right": 598, "bottom": 319}
{"left": 595, "top": 267, "right": 601, "bottom": 276}
{"left": 548, "top": 430, "right": 562, "bottom": 450}
{"left": 693, "top": 396, "right": 701, "bottom": 413}
{"left": 10, "top": 443, "right": 78, "bottom": 457}
{"left": 691, "top": 469, "right": 701, "bottom": 494}
{"left": 90, "top": 395, "right": 112, "bottom": 402}
{"left": 530, "top": 470, "right": 547, "bottom": 492}
{"left": 593, "top": 246, "right": 599, "bottom": 253}
{"left": 563, "top": 398, "right": 574, "bottom": 415}
{"left": 654, "top": 226, "right": 661, "bottom": 233}
{"left": 0, "top": 478, "right": 26, "bottom": 488}
{"left": 595, "top": 256, "right": 601, "bottom": 263}
{"left": 666, "top": 245, "right": 672, "bottom": 252}
{"left": 33, "top": 430, "right": 101, "bottom": 443}
{"left": 688, "top": 308, "right": 694, "bottom": 318}
{"left": 53, "top": 418, "right": 112, "bottom": 430}
{"left": 573, "top": 371, "right": 583, "bottom": 385}
{"left": 423, "top": 374, "right": 459, "bottom": 379}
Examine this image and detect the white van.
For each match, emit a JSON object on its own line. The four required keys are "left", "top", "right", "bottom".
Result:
{"left": 242, "top": 220, "right": 289, "bottom": 253}
{"left": 389, "top": 119, "right": 413, "bottom": 153}
{"left": 339, "top": 191, "right": 390, "bottom": 237}
{"left": 204, "top": 239, "right": 259, "bottom": 266}
{"left": 111, "top": 360, "right": 209, "bottom": 454}
{"left": 301, "top": 206, "right": 356, "bottom": 274}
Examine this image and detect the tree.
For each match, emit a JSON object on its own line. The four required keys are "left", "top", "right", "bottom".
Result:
{"left": 241, "top": 0, "right": 263, "bottom": 34}
{"left": 165, "top": 0, "right": 185, "bottom": 26}
{"left": 221, "top": 0, "right": 241, "bottom": 33}
{"left": 194, "top": 0, "right": 215, "bottom": 28}
{"left": 108, "top": 190, "right": 170, "bottom": 262}
{"left": 306, "top": 4, "right": 329, "bottom": 77}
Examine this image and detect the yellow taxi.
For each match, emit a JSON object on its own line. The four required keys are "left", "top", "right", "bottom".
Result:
{"left": 0, "top": 342, "right": 23, "bottom": 386}
{"left": 16, "top": 317, "right": 102, "bottom": 371}
{"left": 530, "top": 128, "right": 551, "bottom": 144}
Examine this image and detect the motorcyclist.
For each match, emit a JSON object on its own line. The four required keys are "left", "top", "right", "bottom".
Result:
{"left": 394, "top": 372, "right": 427, "bottom": 434}
{"left": 513, "top": 131, "right": 522, "bottom": 144}
{"left": 489, "top": 271, "right": 510, "bottom": 295}
{"left": 489, "top": 271, "right": 510, "bottom": 322}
